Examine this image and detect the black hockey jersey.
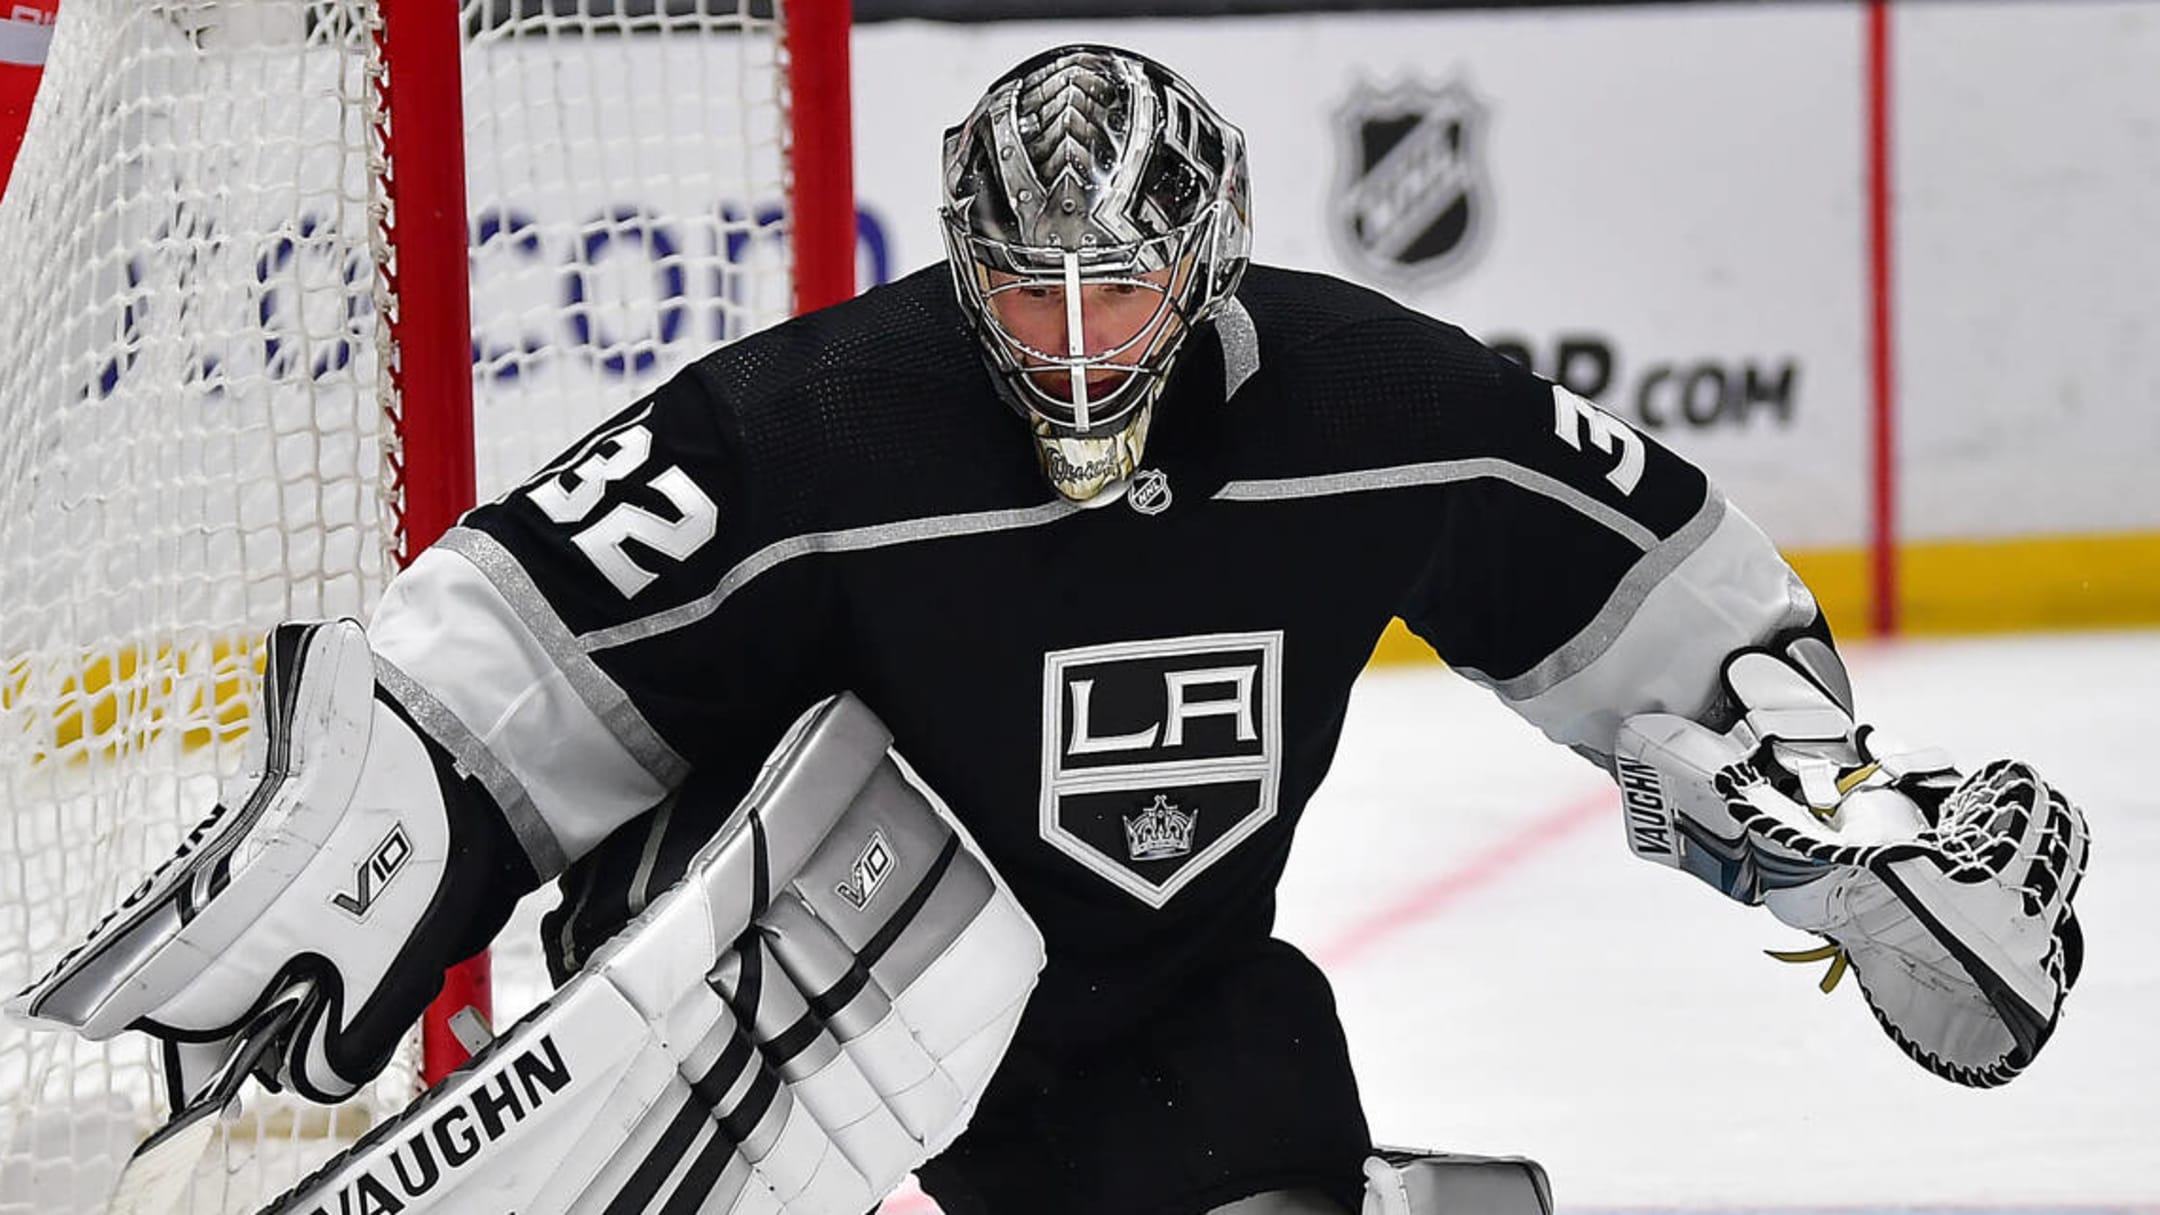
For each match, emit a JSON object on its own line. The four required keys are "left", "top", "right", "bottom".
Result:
{"left": 368, "top": 263, "right": 1819, "bottom": 1057}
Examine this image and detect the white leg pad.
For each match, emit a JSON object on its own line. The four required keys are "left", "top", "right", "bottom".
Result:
{"left": 251, "top": 694, "right": 1045, "bottom": 1215}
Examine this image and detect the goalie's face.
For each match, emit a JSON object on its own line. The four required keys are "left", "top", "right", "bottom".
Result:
{"left": 981, "top": 265, "right": 1184, "bottom": 413}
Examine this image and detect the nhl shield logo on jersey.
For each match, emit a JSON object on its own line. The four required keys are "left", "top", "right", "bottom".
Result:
{"left": 1040, "top": 632, "right": 1283, "bottom": 908}
{"left": 1331, "top": 78, "right": 1489, "bottom": 288}
{"left": 1127, "top": 468, "right": 1173, "bottom": 516}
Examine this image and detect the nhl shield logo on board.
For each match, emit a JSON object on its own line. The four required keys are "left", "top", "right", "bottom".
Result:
{"left": 1331, "top": 77, "right": 1490, "bottom": 288}
{"left": 1039, "top": 632, "right": 1283, "bottom": 908}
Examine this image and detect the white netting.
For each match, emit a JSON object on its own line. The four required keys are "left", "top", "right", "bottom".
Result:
{"left": 463, "top": 0, "right": 790, "bottom": 499}
{"left": 0, "top": 2, "right": 794, "bottom": 1211}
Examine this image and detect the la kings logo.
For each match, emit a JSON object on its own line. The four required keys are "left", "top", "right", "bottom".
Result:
{"left": 1040, "top": 632, "right": 1283, "bottom": 908}
{"left": 1332, "top": 77, "right": 1489, "bottom": 288}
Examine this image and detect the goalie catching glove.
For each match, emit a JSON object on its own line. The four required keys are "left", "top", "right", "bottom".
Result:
{"left": 254, "top": 691, "right": 1042, "bottom": 1215}
{"left": 8, "top": 619, "right": 533, "bottom": 1107}
{"left": 1612, "top": 639, "right": 2089, "bottom": 1088}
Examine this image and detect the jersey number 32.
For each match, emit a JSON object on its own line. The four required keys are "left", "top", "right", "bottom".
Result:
{"left": 524, "top": 421, "right": 719, "bottom": 597}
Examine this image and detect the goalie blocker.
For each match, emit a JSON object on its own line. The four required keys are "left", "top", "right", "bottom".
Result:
{"left": 260, "top": 691, "right": 1044, "bottom": 1215}
{"left": 8, "top": 620, "right": 537, "bottom": 1107}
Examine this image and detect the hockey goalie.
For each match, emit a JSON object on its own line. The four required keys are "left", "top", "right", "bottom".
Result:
{"left": 11, "top": 40, "right": 2089, "bottom": 1215}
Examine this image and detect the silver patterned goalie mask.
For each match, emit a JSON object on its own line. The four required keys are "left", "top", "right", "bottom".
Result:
{"left": 940, "top": 44, "right": 1252, "bottom": 502}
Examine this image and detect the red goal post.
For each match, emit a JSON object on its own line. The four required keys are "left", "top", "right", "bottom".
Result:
{"left": 376, "top": 0, "right": 856, "bottom": 1090}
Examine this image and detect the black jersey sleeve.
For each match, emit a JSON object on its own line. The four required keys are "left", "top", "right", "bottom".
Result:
{"left": 1397, "top": 339, "right": 1821, "bottom": 763}
{"left": 366, "top": 360, "right": 843, "bottom": 880}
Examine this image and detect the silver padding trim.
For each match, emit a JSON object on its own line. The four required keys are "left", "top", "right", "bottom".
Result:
{"left": 370, "top": 545, "right": 674, "bottom": 867}
{"left": 1217, "top": 296, "right": 1260, "bottom": 400}
{"left": 437, "top": 527, "right": 690, "bottom": 786}
{"left": 875, "top": 846, "right": 997, "bottom": 998}
{"left": 627, "top": 791, "right": 678, "bottom": 918}
{"left": 581, "top": 500, "right": 1080, "bottom": 651}
{"left": 556, "top": 875, "right": 593, "bottom": 976}
{"left": 373, "top": 654, "right": 570, "bottom": 881}
{"left": 1786, "top": 634, "right": 1853, "bottom": 714}
{"left": 700, "top": 1151, "right": 755, "bottom": 1215}
{"left": 1213, "top": 459, "right": 1660, "bottom": 551}
{"left": 1460, "top": 498, "right": 1818, "bottom": 757}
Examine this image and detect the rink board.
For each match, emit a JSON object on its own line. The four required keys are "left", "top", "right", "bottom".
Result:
{"left": 848, "top": 2, "right": 2160, "bottom": 632}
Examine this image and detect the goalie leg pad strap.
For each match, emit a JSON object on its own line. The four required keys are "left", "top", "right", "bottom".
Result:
{"left": 257, "top": 693, "right": 1044, "bottom": 1215}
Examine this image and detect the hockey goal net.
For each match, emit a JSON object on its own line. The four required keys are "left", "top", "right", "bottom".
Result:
{"left": 0, "top": 2, "right": 852, "bottom": 1211}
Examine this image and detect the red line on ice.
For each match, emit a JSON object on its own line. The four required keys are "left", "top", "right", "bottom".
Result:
{"left": 1314, "top": 785, "right": 1616, "bottom": 970}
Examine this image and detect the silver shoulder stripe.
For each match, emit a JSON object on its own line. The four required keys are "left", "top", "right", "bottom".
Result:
{"left": 1213, "top": 458, "right": 1660, "bottom": 551}
{"left": 1459, "top": 495, "right": 1818, "bottom": 757}
{"left": 373, "top": 652, "right": 570, "bottom": 880}
{"left": 579, "top": 499, "right": 1079, "bottom": 652}
{"left": 1456, "top": 490, "right": 1730, "bottom": 705}
{"left": 438, "top": 526, "right": 691, "bottom": 785}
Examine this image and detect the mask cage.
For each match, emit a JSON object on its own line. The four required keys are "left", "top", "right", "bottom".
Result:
{"left": 941, "top": 203, "right": 1239, "bottom": 435}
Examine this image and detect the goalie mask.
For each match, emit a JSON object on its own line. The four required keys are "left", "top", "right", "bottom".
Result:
{"left": 940, "top": 44, "right": 1252, "bottom": 502}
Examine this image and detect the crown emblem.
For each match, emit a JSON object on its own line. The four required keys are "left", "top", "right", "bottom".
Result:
{"left": 1123, "top": 795, "right": 1197, "bottom": 861}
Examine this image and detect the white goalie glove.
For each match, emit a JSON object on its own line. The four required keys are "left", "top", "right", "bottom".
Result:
{"left": 8, "top": 620, "right": 535, "bottom": 1108}
{"left": 253, "top": 692, "right": 1043, "bottom": 1215}
{"left": 1612, "top": 638, "right": 2089, "bottom": 1087}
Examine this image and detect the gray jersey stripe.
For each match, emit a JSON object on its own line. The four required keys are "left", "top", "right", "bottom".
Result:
{"left": 578, "top": 455, "right": 1651, "bottom": 659}
{"left": 579, "top": 499, "right": 1080, "bottom": 652}
{"left": 1460, "top": 497, "right": 1815, "bottom": 760}
{"left": 1212, "top": 458, "right": 1661, "bottom": 551}
{"left": 373, "top": 653, "right": 570, "bottom": 881}
{"left": 1455, "top": 490, "right": 1730, "bottom": 704}
{"left": 437, "top": 526, "right": 691, "bottom": 786}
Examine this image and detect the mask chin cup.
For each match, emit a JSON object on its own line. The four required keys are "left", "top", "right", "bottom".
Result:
{"left": 1032, "top": 407, "right": 1153, "bottom": 503}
